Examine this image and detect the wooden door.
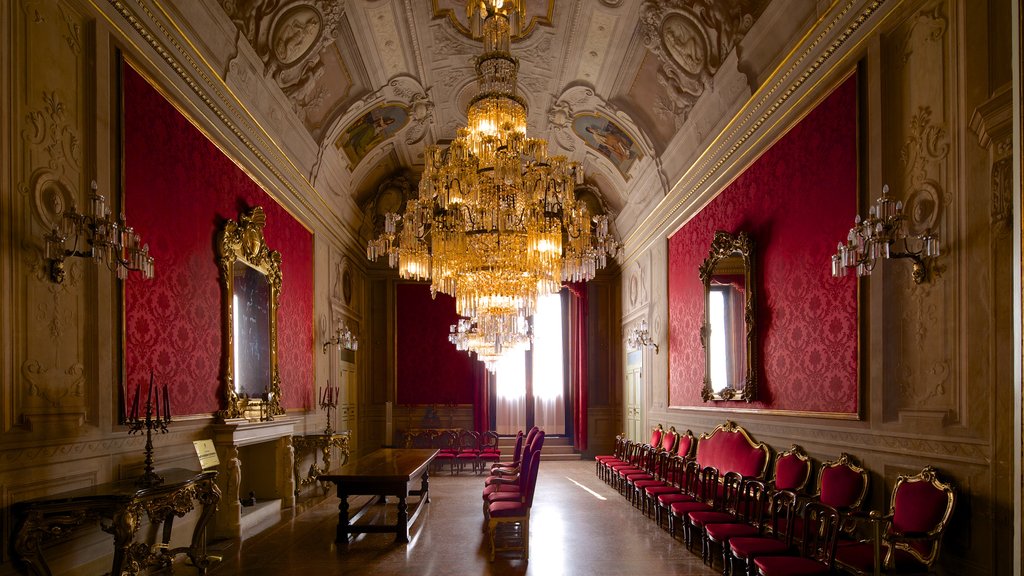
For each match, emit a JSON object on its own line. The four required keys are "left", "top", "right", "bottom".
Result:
{"left": 625, "top": 348, "right": 643, "bottom": 442}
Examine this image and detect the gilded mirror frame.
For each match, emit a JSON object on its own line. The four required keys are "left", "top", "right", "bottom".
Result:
{"left": 699, "top": 230, "right": 756, "bottom": 402}
{"left": 217, "top": 206, "right": 284, "bottom": 420}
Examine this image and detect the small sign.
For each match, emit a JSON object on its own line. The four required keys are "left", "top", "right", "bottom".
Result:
{"left": 193, "top": 439, "right": 219, "bottom": 470}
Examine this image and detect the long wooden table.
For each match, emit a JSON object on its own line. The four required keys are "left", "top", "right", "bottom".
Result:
{"left": 317, "top": 448, "right": 437, "bottom": 545}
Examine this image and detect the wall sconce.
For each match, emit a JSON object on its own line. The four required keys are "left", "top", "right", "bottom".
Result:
{"left": 627, "top": 319, "right": 659, "bottom": 354}
{"left": 831, "top": 184, "right": 940, "bottom": 284}
{"left": 43, "top": 180, "right": 154, "bottom": 283}
{"left": 323, "top": 323, "right": 358, "bottom": 353}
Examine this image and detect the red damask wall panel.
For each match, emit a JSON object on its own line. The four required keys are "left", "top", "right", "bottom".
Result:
{"left": 396, "top": 283, "right": 478, "bottom": 405}
{"left": 123, "top": 63, "right": 313, "bottom": 416}
{"left": 668, "top": 74, "right": 859, "bottom": 414}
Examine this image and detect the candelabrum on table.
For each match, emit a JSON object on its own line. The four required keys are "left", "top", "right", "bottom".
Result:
{"left": 319, "top": 387, "right": 338, "bottom": 435}
{"left": 127, "top": 383, "right": 171, "bottom": 487}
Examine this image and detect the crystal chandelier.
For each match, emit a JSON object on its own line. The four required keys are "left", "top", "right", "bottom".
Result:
{"left": 44, "top": 180, "right": 155, "bottom": 283}
{"left": 367, "top": 0, "right": 616, "bottom": 359}
{"left": 831, "top": 184, "right": 940, "bottom": 284}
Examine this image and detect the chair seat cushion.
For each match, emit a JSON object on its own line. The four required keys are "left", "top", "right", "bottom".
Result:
{"left": 633, "top": 479, "right": 665, "bottom": 490}
{"left": 834, "top": 541, "right": 927, "bottom": 573}
{"left": 705, "top": 522, "right": 759, "bottom": 542}
{"left": 645, "top": 485, "right": 680, "bottom": 497}
{"left": 754, "top": 555, "right": 829, "bottom": 576}
{"left": 625, "top": 472, "right": 654, "bottom": 482}
{"left": 728, "top": 536, "right": 791, "bottom": 559}
{"left": 488, "top": 491, "right": 525, "bottom": 504}
{"left": 488, "top": 501, "right": 527, "bottom": 518}
{"left": 482, "top": 483, "right": 520, "bottom": 498}
{"left": 670, "top": 501, "right": 712, "bottom": 516}
{"left": 688, "top": 510, "right": 737, "bottom": 528}
{"left": 659, "top": 493, "right": 696, "bottom": 505}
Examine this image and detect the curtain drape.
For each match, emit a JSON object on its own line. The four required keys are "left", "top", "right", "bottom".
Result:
{"left": 566, "top": 282, "right": 588, "bottom": 451}
{"left": 473, "top": 363, "right": 490, "bottom": 433}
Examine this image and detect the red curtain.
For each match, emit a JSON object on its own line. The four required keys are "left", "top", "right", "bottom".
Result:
{"left": 566, "top": 283, "right": 588, "bottom": 451}
{"left": 474, "top": 365, "right": 491, "bottom": 433}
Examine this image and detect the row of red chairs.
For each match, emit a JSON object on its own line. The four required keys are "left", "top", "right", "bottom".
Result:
{"left": 596, "top": 423, "right": 956, "bottom": 575}
{"left": 481, "top": 427, "right": 545, "bottom": 561}
{"left": 406, "top": 429, "right": 501, "bottom": 474}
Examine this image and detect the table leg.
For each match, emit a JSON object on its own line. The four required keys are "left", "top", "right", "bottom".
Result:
{"left": 336, "top": 491, "right": 350, "bottom": 544}
{"left": 395, "top": 495, "right": 409, "bottom": 544}
{"left": 420, "top": 469, "right": 430, "bottom": 504}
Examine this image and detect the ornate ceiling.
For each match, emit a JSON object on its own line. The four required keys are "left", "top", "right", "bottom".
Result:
{"left": 202, "top": 0, "right": 809, "bottom": 239}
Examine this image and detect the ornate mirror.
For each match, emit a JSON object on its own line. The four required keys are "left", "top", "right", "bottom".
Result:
{"left": 218, "top": 206, "right": 284, "bottom": 420}
{"left": 699, "top": 230, "right": 756, "bottom": 402}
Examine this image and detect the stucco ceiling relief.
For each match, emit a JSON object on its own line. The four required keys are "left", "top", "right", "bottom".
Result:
{"left": 638, "top": 0, "right": 768, "bottom": 128}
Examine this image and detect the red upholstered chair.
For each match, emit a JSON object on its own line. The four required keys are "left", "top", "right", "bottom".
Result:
{"left": 455, "top": 430, "right": 481, "bottom": 473}
{"left": 633, "top": 449, "right": 676, "bottom": 515}
{"left": 660, "top": 426, "right": 679, "bottom": 453}
{"left": 754, "top": 502, "right": 842, "bottom": 576}
{"left": 834, "top": 466, "right": 956, "bottom": 575}
{"left": 808, "top": 453, "right": 869, "bottom": 537}
{"left": 704, "top": 478, "right": 769, "bottom": 570}
{"left": 668, "top": 465, "right": 719, "bottom": 543}
{"left": 594, "top": 434, "right": 627, "bottom": 484}
{"left": 686, "top": 471, "right": 747, "bottom": 564}
{"left": 493, "top": 427, "right": 538, "bottom": 478}
{"left": 492, "top": 430, "right": 524, "bottom": 473}
{"left": 607, "top": 441, "right": 645, "bottom": 493}
{"left": 477, "top": 431, "right": 501, "bottom": 473}
{"left": 655, "top": 458, "right": 701, "bottom": 529}
{"left": 676, "top": 429, "right": 696, "bottom": 460}
{"left": 621, "top": 444, "right": 659, "bottom": 505}
{"left": 770, "top": 444, "right": 813, "bottom": 493}
{"left": 482, "top": 431, "right": 545, "bottom": 505}
{"left": 649, "top": 424, "right": 665, "bottom": 449}
{"left": 485, "top": 445, "right": 542, "bottom": 561}
{"left": 431, "top": 431, "right": 458, "bottom": 474}
{"left": 727, "top": 489, "right": 800, "bottom": 576}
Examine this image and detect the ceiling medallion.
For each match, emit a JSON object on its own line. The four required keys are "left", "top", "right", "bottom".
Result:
{"left": 367, "top": 0, "right": 617, "bottom": 364}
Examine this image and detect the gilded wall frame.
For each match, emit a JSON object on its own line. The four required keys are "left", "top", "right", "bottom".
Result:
{"left": 217, "top": 206, "right": 284, "bottom": 420}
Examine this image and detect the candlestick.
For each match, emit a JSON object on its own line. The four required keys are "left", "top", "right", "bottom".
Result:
{"left": 163, "top": 384, "right": 170, "bottom": 421}
{"left": 131, "top": 381, "right": 140, "bottom": 420}
{"left": 126, "top": 369, "right": 170, "bottom": 487}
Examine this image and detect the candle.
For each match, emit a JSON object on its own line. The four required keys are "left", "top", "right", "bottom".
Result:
{"left": 147, "top": 370, "right": 154, "bottom": 417}
{"left": 131, "top": 381, "right": 141, "bottom": 420}
{"left": 154, "top": 387, "right": 160, "bottom": 422}
{"left": 163, "top": 384, "right": 170, "bottom": 421}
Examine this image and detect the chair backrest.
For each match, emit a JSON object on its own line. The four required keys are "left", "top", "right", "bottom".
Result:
{"left": 680, "top": 459, "right": 702, "bottom": 495}
{"left": 887, "top": 466, "right": 956, "bottom": 567}
{"left": 410, "top": 430, "right": 431, "bottom": 449}
{"left": 736, "top": 478, "right": 768, "bottom": 527}
{"left": 695, "top": 421, "right": 771, "bottom": 480}
{"left": 765, "top": 489, "right": 799, "bottom": 542}
{"left": 660, "top": 426, "right": 678, "bottom": 452}
{"left": 718, "top": 471, "right": 744, "bottom": 514}
{"left": 817, "top": 453, "right": 869, "bottom": 511}
{"left": 676, "top": 429, "right": 696, "bottom": 460}
{"left": 509, "top": 430, "right": 524, "bottom": 461}
{"left": 649, "top": 424, "right": 664, "bottom": 448}
{"left": 797, "top": 502, "right": 841, "bottom": 569}
{"left": 522, "top": 446, "right": 543, "bottom": 507}
{"left": 458, "top": 430, "right": 480, "bottom": 452}
{"left": 480, "top": 430, "right": 500, "bottom": 452}
{"left": 772, "top": 444, "right": 812, "bottom": 493}
{"left": 436, "top": 430, "right": 458, "bottom": 451}
{"left": 697, "top": 466, "right": 720, "bottom": 504}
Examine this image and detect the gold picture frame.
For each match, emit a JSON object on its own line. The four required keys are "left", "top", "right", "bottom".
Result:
{"left": 217, "top": 206, "right": 284, "bottom": 420}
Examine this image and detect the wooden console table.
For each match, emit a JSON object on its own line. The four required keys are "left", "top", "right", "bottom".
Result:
{"left": 292, "top": 431, "right": 350, "bottom": 495}
{"left": 318, "top": 448, "right": 437, "bottom": 545}
{"left": 10, "top": 469, "right": 220, "bottom": 576}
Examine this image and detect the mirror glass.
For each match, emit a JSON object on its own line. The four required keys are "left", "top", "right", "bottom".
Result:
{"left": 218, "top": 206, "right": 283, "bottom": 420}
{"left": 232, "top": 260, "right": 272, "bottom": 397}
{"left": 700, "top": 231, "right": 756, "bottom": 402}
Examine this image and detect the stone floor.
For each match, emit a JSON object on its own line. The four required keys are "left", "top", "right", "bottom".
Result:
{"left": 206, "top": 460, "right": 722, "bottom": 576}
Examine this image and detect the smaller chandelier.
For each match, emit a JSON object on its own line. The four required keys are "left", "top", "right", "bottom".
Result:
{"left": 831, "top": 184, "right": 940, "bottom": 284}
{"left": 44, "top": 180, "right": 154, "bottom": 283}
{"left": 449, "top": 315, "right": 530, "bottom": 371}
{"left": 627, "top": 318, "right": 658, "bottom": 353}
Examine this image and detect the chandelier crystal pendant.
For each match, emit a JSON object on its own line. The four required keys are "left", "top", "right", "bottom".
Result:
{"left": 830, "top": 184, "right": 940, "bottom": 283}
{"left": 367, "top": 0, "right": 617, "bottom": 360}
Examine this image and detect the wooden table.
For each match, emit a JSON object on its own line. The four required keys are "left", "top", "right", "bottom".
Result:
{"left": 318, "top": 448, "right": 437, "bottom": 545}
{"left": 10, "top": 469, "right": 220, "bottom": 576}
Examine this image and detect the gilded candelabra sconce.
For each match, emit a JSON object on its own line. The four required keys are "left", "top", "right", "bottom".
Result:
{"left": 831, "top": 185, "right": 940, "bottom": 284}
{"left": 627, "top": 319, "right": 659, "bottom": 354}
{"left": 126, "top": 371, "right": 171, "bottom": 487}
{"left": 43, "top": 180, "right": 154, "bottom": 283}
{"left": 323, "top": 323, "right": 359, "bottom": 353}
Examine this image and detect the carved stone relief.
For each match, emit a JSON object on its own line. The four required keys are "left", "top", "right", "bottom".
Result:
{"left": 638, "top": 0, "right": 769, "bottom": 127}
{"left": 883, "top": 1, "right": 956, "bottom": 420}
{"left": 218, "top": 0, "right": 344, "bottom": 131}
{"left": 358, "top": 173, "right": 414, "bottom": 241}
{"left": 14, "top": 0, "right": 92, "bottom": 428}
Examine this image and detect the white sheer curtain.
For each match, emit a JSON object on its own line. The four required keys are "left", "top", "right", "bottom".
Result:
{"left": 532, "top": 293, "right": 565, "bottom": 434}
{"left": 494, "top": 349, "right": 526, "bottom": 435}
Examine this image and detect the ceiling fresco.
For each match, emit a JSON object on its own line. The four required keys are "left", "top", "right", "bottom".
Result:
{"left": 203, "top": 0, "right": 800, "bottom": 237}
